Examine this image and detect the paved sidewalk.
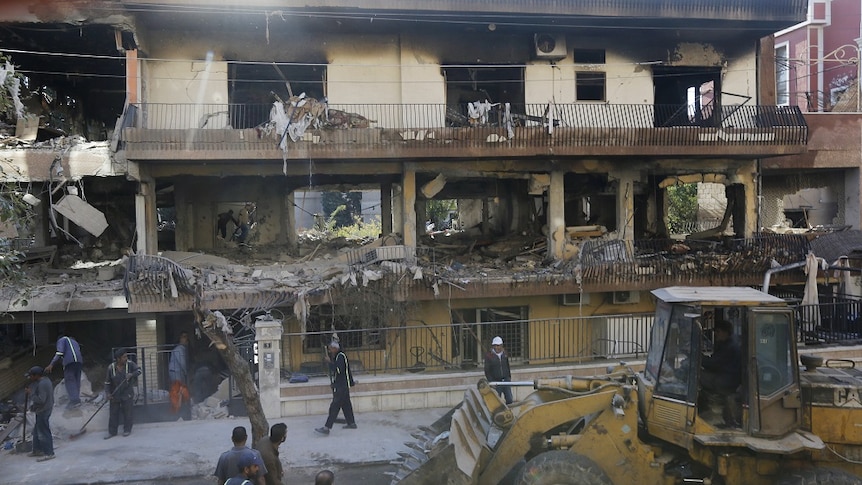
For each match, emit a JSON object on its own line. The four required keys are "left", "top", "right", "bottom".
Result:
{"left": 0, "top": 406, "right": 450, "bottom": 485}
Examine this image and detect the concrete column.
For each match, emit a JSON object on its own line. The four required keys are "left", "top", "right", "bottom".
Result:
{"left": 845, "top": 167, "right": 861, "bottom": 229}
{"left": 402, "top": 168, "right": 417, "bottom": 257}
{"left": 732, "top": 162, "right": 758, "bottom": 237}
{"left": 547, "top": 170, "right": 565, "bottom": 260}
{"left": 381, "top": 183, "right": 393, "bottom": 235}
{"left": 613, "top": 170, "right": 636, "bottom": 240}
{"left": 256, "top": 315, "right": 284, "bottom": 418}
{"left": 391, "top": 184, "right": 403, "bottom": 234}
{"left": 282, "top": 190, "right": 297, "bottom": 250}
{"left": 136, "top": 178, "right": 158, "bottom": 255}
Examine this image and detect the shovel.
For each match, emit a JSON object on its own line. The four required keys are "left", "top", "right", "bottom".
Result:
{"left": 15, "top": 389, "right": 32, "bottom": 453}
{"left": 70, "top": 378, "right": 131, "bottom": 440}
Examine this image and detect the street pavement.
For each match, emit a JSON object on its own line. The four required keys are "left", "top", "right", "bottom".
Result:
{"left": 0, "top": 406, "right": 451, "bottom": 485}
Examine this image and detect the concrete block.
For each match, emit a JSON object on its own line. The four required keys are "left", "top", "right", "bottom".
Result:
{"left": 205, "top": 396, "right": 221, "bottom": 408}
{"left": 53, "top": 194, "right": 108, "bottom": 237}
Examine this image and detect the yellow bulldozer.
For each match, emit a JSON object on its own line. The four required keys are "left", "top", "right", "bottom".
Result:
{"left": 391, "top": 286, "right": 862, "bottom": 485}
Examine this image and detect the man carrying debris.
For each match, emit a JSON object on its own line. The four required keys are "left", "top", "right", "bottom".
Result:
{"left": 233, "top": 202, "right": 255, "bottom": 244}
{"left": 44, "top": 330, "right": 83, "bottom": 409}
{"left": 216, "top": 209, "right": 238, "bottom": 239}
{"left": 104, "top": 348, "right": 141, "bottom": 439}
{"left": 25, "top": 366, "right": 55, "bottom": 461}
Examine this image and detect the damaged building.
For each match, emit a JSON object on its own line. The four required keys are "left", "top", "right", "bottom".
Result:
{"left": 1, "top": 0, "right": 860, "bottom": 417}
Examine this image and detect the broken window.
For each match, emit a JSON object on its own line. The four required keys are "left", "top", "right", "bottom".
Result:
{"left": 451, "top": 306, "right": 527, "bottom": 363}
{"left": 442, "top": 65, "right": 525, "bottom": 126}
{"left": 775, "top": 43, "right": 790, "bottom": 106}
{"left": 574, "top": 49, "right": 606, "bottom": 102}
{"left": 303, "top": 304, "right": 384, "bottom": 353}
{"left": 228, "top": 62, "right": 326, "bottom": 128}
{"left": 653, "top": 66, "right": 721, "bottom": 127}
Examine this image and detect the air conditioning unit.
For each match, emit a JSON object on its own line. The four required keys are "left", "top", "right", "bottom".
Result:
{"left": 534, "top": 33, "right": 567, "bottom": 60}
{"left": 560, "top": 293, "right": 590, "bottom": 306}
{"left": 612, "top": 291, "right": 640, "bottom": 305}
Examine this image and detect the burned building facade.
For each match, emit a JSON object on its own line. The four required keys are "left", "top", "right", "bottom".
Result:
{"left": 1, "top": 0, "right": 843, "bottom": 414}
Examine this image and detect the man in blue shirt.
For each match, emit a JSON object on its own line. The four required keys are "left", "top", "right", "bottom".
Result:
{"left": 45, "top": 331, "right": 83, "bottom": 409}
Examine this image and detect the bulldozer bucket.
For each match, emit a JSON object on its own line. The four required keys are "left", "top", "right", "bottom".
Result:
{"left": 391, "top": 380, "right": 508, "bottom": 484}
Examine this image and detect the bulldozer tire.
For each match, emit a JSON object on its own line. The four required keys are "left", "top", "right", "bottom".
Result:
{"left": 515, "top": 450, "right": 612, "bottom": 485}
{"left": 774, "top": 467, "right": 862, "bottom": 485}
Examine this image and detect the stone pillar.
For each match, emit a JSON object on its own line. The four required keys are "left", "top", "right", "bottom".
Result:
{"left": 402, "top": 168, "right": 417, "bottom": 262}
{"left": 381, "top": 183, "right": 393, "bottom": 235}
{"left": 845, "top": 167, "right": 861, "bottom": 229}
{"left": 547, "top": 170, "right": 565, "bottom": 259}
{"left": 256, "top": 315, "right": 283, "bottom": 418}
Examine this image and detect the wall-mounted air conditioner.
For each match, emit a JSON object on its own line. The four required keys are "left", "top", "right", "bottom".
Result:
{"left": 560, "top": 293, "right": 590, "bottom": 306}
{"left": 534, "top": 33, "right": 567, "bottom": 60}
{"left": 612, "top": 291, "right": 640, "bottom": 305}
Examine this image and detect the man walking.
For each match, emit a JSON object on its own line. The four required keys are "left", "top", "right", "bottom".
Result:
{"left": 484, "top": 336, "right": 513, "bottom": 404}
{"left": 25, "top": 366, "right": 55, "bottom": 461}
{"left": 315, "top": 341, "right": 357, "bottom": 435}
{"left": 169, "top": 331, "right": 191, "bottom": 420}
{"left": 225, "top": 449, "right": 264, "bottom": 485}
{"left": 104, "top": 348, "right": 141, "bottom": 439}
{"left": 215, "top": 426, "right": 267, "bottom": 485}
{"left": 44, "top": 330, "right": 83, "bottom": 409}
{"left": 254, "top": 423, "right": 287, "bottom": 485}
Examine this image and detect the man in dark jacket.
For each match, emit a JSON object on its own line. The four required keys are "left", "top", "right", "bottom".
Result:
{"left": 104, "top": 348, "right": 141, "bottom": 439}
{"left": 701, "top": 319, "right": 743, "bottom": 427}
{"left": 25, "top": 366, "right": 55, "bottom": 461}
{"left": 254, "top": 423, "right": 286, "bottom": 485}
{"left": 315, "top": 341, "right": 357, "bottom": 435}
{"left": 44, "top": 331, "right": 83, "bottom": 409}
{"left": 484, "top": 336, "right": 513, "bottom": 404}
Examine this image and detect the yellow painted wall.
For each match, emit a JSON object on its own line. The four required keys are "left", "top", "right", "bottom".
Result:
{"left": 141, "top": 59, "right": 228, "bottom": 129}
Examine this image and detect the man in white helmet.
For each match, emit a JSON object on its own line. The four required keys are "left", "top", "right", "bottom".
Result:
{"left": 484, "top": 336, "right": 513, "bottom": 404}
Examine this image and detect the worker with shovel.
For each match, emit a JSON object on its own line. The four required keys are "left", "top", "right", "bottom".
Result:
{"left": 103, "top": 348, "right": 141, "bottom": 439}
{"left": 25, "top": 366, "right": 55, "bottom": 461}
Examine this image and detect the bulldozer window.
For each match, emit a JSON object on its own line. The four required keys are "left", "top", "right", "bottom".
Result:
{"left": 654, "top": 310, "right": 699, "bottom": 402}
{"left": 752, "top": 312, "right": 795, "bottom": 396}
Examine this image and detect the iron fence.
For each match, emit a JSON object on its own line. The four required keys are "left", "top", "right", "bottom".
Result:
{"left": 797, "top": 300, "right": 862, "bottom": 344}
{"left": 285, "top": 313, "right": 654, "bottom": 377}
{"left": 126, "top": 102, "right": 807, "bottom": 148}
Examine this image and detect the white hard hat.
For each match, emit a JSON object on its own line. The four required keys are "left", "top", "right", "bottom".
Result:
{"left": 492, "top": 336, "right": 503, "bottom": 346}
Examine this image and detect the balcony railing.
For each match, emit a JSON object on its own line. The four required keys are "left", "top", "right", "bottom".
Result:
{"left": 121, "top": 102, "right": 807, "bottom": 158}
{"left": 286, "top": 313, "right": 654, "bottom": 376}
{"left": 580, "top": 236, "right": 811, "bottom": 288}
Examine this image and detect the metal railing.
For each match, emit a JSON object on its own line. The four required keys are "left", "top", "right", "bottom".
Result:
{"left": 797, "top": 300, "right": 862, "bottom": 344}
{"left": 124, "top": 102, "right": 807, "bottom": 149}
{"left": 286, "top": 313, "right": 654, "bottom": 376}
{"left": 580, "top": 236, "right": 810, "bottom": 287}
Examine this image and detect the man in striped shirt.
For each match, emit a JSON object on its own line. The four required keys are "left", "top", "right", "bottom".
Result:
{"left": 45, "top": 331, "right": 83, "bottom": 409}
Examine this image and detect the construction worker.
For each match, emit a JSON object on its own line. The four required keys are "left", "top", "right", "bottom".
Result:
{"left": 44, "top": 330, "right": 83, "bottom": 409}
{"left": 103, "top": 348, "right": 141, "bottom": 439}
{"left": 25, "top": 366, "right": 55, "bottom": 461}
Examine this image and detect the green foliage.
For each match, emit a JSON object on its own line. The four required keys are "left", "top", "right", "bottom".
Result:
{"left": 0, "top": 185, "right": 36, "bottom": 289}
{"left": 666, "top": 183, "right": 698, "bottom": 234}
{"left": 426, "top": 199, "right": 457, "bottom": 228}
{"left": 0, "top": 52, "right": 24, "bottom": 123}
{"left": 321, "top": 191, "right": 362, "bottom": 228}
{"left": 331, "top": 215, "right": 382, "bottom": 240}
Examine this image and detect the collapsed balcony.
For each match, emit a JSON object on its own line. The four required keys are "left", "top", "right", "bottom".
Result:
{"left": 121, "top": 103, "right": 808, "bottom": 161}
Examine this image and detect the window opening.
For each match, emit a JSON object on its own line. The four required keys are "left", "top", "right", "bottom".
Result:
{"left": 228, "top": 62, "right": 326, "bottom": 128}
